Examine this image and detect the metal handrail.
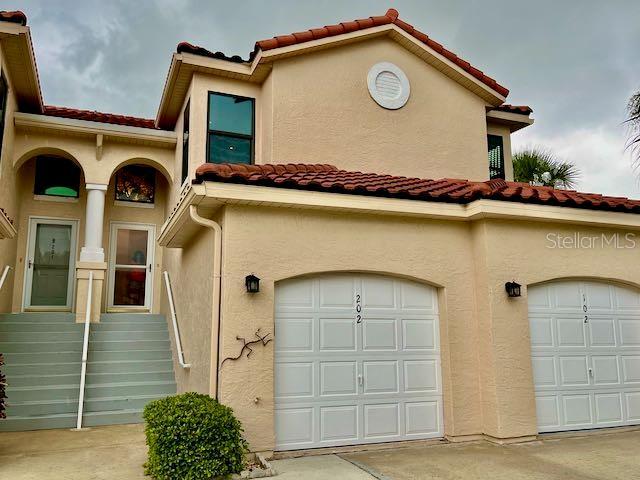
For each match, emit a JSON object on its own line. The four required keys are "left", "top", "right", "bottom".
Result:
{"left": 76, "top": 271, "right": 93, "bottom": 430}
{"left": 0, "top": 265, "right": 11, "bottom": 292}
{"left": 163, "top": 271, "right": 191, "bottom": 369}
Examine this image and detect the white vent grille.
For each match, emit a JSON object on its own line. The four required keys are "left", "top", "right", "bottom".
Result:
{"left": 367, "top": 62, "right": 410, "bottom": 109}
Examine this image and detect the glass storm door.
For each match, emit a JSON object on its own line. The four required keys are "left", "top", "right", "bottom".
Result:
{"left": 108, "top": 224, "right": 155, "bottom": 309}
{"left": 25, "top": 219, "right": 77, "bottom": 309}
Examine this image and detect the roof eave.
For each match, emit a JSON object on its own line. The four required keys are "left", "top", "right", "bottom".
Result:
{"left": 0, "top": 22, "right": 43, "bottom": 113}
{"left": 486, "top": 109, "right": 534, "bottom": 132}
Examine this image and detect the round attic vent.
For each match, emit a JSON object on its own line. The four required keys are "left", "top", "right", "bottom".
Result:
{"left": 367, "top": 62, "right": 410, "bottom": 109}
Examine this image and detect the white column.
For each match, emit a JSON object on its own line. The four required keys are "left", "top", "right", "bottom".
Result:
{"left": 80, "top": 183, "right": 107, "bottom": 262}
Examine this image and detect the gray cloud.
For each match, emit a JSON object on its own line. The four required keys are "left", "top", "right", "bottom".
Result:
{"left": 11, "top": 0, "right": 640, "bottom": 196}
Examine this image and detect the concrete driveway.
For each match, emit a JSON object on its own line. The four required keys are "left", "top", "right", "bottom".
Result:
{"left": 341, "top": 430, "right": 640, "bottom": 480}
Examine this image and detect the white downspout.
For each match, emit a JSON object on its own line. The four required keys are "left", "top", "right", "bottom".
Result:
{"left": 188, "top": 205, "right": 222, "bottom": 399}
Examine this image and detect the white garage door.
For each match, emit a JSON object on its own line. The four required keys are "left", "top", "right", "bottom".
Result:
{"left": 529, "top": 281, "right": 640, "bottom": 433}
{"left": 274, "top": 273, "right": 443, "bottom": 450}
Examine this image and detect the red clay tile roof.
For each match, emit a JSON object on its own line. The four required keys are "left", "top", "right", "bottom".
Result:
{"left": 195, "top": 163, "right": 640, "bottom": 214}
{"left": 493, "top": 104, "right": 533, "bottom": 115}
{"left": 253, "top": 9, "right": 509, "bottom": 97}
{"left": 43, "top": 106, "right": 157, "bottom": 129}
{"left": 177, "top": 42, "right": 246, "bottom": 63}
{"left": 0, "top": 11, "right": 27, "bottom": 26}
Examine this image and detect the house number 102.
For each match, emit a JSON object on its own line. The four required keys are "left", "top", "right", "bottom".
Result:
{"left": 355, "top": 294, "right": 362, "bottom": 323}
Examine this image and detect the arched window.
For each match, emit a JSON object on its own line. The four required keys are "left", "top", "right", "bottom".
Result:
{"left": 34, "top": 156, "right": 81, "bottom": 198}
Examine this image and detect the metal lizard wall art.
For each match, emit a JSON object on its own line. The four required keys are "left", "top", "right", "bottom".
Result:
{"left": 220, "top": 328, "right": 273, "bottom": 367}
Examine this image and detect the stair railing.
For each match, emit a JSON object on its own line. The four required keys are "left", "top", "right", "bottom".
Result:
{"left": 0, "top": 265, "right": 11, "bottom": 293}
{"left": 163, "top": 271, "right": 191, "bottom": 369}
{"left": 76, "top": 270, "right": 93, "bottom": 430}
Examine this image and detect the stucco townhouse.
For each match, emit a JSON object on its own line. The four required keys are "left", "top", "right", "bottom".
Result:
{"left": 0, "top": 8, "right": 639, "bottom": 454}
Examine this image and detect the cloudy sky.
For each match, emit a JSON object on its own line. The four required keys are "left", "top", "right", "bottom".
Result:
{"left": 11, "top": 0, "right": 640, "bottom": 197}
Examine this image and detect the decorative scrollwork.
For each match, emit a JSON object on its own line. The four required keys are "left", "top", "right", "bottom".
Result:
{"left": 220, "top": 329, "right": 273, "bottom": 368}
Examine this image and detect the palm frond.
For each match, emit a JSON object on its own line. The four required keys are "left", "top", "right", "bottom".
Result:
{"left": 512, "top": 146, "right": 580, "bottom": 189}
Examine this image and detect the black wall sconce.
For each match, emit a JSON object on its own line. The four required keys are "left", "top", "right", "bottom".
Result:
{"left": 505, "top": 281, "right": 522, "bottom": 298}
{"left": 245, "top": 274, "right": 260, "bottom": 293}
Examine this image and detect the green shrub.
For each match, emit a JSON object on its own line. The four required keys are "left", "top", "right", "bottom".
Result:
{"left": 143, "top": 392, "right": 248, "bottom": 480}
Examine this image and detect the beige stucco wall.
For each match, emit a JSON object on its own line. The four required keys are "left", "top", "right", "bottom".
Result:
{"left": 160, "top": 222, "right": 217, "bottom": 394}
{"left": 0, "top": 45, "right": 20, "bottom": 312}
{"left": 170, "top": 202, "right": 640, "bottom": 451}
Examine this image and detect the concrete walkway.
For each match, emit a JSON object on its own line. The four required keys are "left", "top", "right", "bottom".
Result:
{"left": 341, "top": 429, "right": 640, "bottom": 480}
{"left": 0, "top": 424, "right": 373, "bottom": 480}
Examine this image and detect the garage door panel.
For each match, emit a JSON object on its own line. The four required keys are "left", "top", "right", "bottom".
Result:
{"left": 362, "top": 318, "right": 397, "bottom": 351}
{"left": 589, "top": 318, "right": 616, "bottom": 346}
{"left": 619, "top": 318, "right": 640, "bottom": 346}
{"left": 363, "top": 361, "right": 399, "bottom": 394}
{"left": 275, "top": 408, "right": 314, "bottom": 446}
{"left": 562, "top": 394, "right": 593, "bottom": 426}
{"left": 361, "top": 277, "right": 395, "bottom": 309}
{"left": 528, "top": 285, "right": 552, "bottom": 309}
{"left": 405, "top": 401, "right": 440, "bottom": 435}
{"left": 320, "top": 405, "right": 358, "bottom": 442}
{"left": 276, "top": 274, "right": 443, "bottom": 450}
{"left": 625, "top": 392, "right": 640, "bottom": 420}
{"left": 404, "top": 360, "right": 439, "bottom": 393}
{"left": 529, "top": 316, "right": 555, "bottom": 347}
{"left": 594, "top": 393, "right": 623, "bottom": 423}
{"left": 584, "top": 283, "right": 613, "bottom": 310}
{"left": 531, "top": 356, "right": 557, "bottom": 388}
{"left": 319, "top": 277, "right": 355, "bottom": 308}
{"left": 320, "top": 362, "right": 357, "bottom": 396}
{"left": 275, "top": 318, "right": 314, "bottom": 352}
{"left": 557, "top": 318, "right": 586, "bottom": 347}
{"left": 320, "top": 318, "right": 356, "bottom": 351}
{"left": 402, "top": 318, "right": 437, "bottom": 350}
{"left": 364, "top": 403, "right": 400, "bottom": 438}
{"left": 275, "top": 363, "right": 314, "bottom": 398}
{"left": 530, "top": 281, "right": 640, "bottom": 433}
{"left": 591, "top": 356, "right": 620, "bottom": 385}
{"left": 559, "top": 356, "right": 590, "bottom": 386}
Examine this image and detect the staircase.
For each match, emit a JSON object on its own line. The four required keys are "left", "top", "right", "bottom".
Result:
{"left": 0, "top": 312, "right": 176, "bottom": 431}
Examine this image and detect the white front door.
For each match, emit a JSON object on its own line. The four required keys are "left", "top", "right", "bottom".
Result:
{"left": 274, "top": 273, "right": 443, "bottom": 450}
{"left": 24, "top": 218, "right": 78, "bottom": 310}
{"left": 529, "top": 281, "right": 640, "bottom": 433}
{"left": 108, "top": 223, "right": 155, "bottom": 310}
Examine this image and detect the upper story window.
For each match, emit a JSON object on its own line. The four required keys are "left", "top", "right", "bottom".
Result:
{"left": 487, "top": 134, "right": 505, "bottom": 180}
{"left": 34, "top": 156, "right": 81, "bottom": 198}
{"left": 207, "top": 92, "right": 254, "bottom": 165}
{"left": 0, "top": 73, "right": 8, "bottom": 164}
{"left": 115, "top": 165, "right": 156, "bottom": 204}
{"left": 181, "top": 100, "right": 190, "bottom": 184}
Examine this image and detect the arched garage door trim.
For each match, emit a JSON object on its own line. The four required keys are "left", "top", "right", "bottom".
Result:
{"left": 274, "top": 272, "right": 444, "bottom": 450}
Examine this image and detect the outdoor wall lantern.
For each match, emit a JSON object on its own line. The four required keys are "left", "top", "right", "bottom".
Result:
{"left": 245, "top": 274, "right": 260, "bottom": 294}
{"left": 505, "top": 281, "right": 522, "bottom": 298}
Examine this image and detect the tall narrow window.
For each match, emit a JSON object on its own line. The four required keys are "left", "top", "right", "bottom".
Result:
{"left": 488, "top": 134, "right": 505, "bottom": 180}
{"left": 181, "top": 101, "right": 190, "bottom": 184}
{"left": 0, "top": 73, "right": 8, "bottom": 164}
{"left": 207, "top": 92, "right": 254, "bottom": 165}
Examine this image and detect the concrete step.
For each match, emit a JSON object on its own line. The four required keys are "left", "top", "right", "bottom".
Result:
{"left": 0, "top": 322, "right": 82, "bottom": 332}
{"left": 88, "top": 340, "right": 170, "bottom": 351}
{"left": 0, "top": 341, "right": 82, "bottom": 353}
{"left": 86, "top": 359, "right": 173, "bottom": 374}
{"left": 7, "top": 381, "right": 175, "bottom": 403}
{"left": 8, "top": 373, "right": 81, "bottom": 388}
{"left": 89, "top": 330, "right": 169, "bottom": 341}
{"left": 99, "top": 314, "right": 166, "bottom": 323}
{"left": 4, "top": 351, "right": 82, "bottom": 364}
{"left": 88, "top": 349, "right": 172, "bottom": 362}
{"left": 92, "top": 321, "right": 168, "bottom": 332}
{"left": 1, "top": 331, "right": 84, "bottom": 342}
{"left": 0, "top": 408, "right": 150, "bottom": 432}
{"left": 3, "top": 362, "right": 81, "bottom": 376}
{"left": 0, "top": 313, "right": 75, "bottom": 323}
{"left": 7, "top": 393, "right": 167, "bottom": 417}
{"left": 86, "top": 371, "right": 175, "bottom": 385}
{"left": 7, "top": 384, "right": 80, "bottom": 403}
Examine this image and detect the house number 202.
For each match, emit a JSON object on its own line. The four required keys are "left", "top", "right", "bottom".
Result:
{"left": 355, "top": 294, "right": 362, "bottom": 323}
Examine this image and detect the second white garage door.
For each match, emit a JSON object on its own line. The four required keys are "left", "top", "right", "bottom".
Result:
{"left": 529, "top": 281, "right": 640, "bottom": 433}
{"left": 274, "top": 273, "right": 443, "bottom": 450}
